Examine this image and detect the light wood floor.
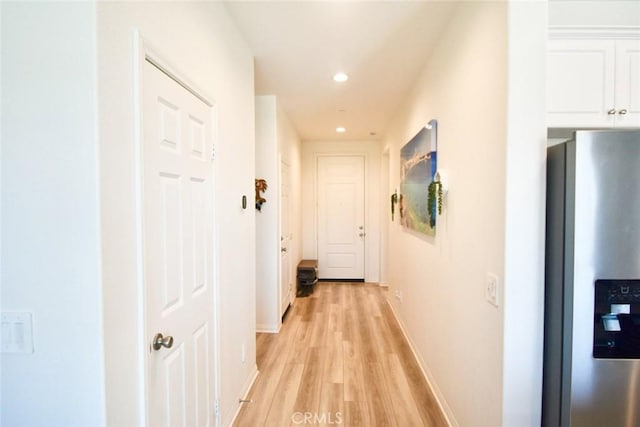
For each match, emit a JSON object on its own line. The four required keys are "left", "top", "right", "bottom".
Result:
{"left": 233, "top": 282, "right": 448, "bottom": 427}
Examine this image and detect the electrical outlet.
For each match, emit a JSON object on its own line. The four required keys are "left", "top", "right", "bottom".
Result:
{"left": 486, "top": 273, "right": 499, "bottom": 307}
{"left": 395, "top": 290, "right": 403, "bottom": 303}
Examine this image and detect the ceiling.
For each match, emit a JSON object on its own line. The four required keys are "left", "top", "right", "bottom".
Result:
{"left": 224, "top": 1, "right": 456, "bottom": 141}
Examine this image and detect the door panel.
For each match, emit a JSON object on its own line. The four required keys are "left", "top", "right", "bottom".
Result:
{"left": 143, "top": 59, "right": 215, "bottom": 427}
{"left": 547, "top": 39, "right": 615, "bottom": 127}
{"left": 191, "top": 178, "right": 206, "bottom": 294}
{"left": 317, "top": 156, "right": 365, "bottom": 279}
{"left": 159, "top": 173, "right": 183, "bottom": 311}
{"left": 164, "top": 345, "right": 186, "bottom": 427}
{"left": 193, "top": 323, "right": 210, "bottom": 427}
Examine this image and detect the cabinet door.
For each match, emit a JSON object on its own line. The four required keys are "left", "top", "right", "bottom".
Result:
{"left": 615, "top": 39, "right": 640, "bottom": 127}
{"left": 547, "top": 39, "right": 616, "bottom": 128}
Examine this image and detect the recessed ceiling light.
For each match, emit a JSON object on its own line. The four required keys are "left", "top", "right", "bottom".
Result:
{"left": 336, "top": 126, "right": 346, "bottom": 133}
{"left": 333, "top": 72, "right": 349, "bottom": 83}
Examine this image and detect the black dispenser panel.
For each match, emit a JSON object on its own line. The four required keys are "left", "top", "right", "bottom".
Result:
{"left": 593, "top": 280, "right": 640, "bottom": 358}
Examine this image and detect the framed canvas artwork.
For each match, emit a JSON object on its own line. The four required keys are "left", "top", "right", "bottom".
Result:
{"left": 399, "top": 120, "right": 437, "bottom": 235}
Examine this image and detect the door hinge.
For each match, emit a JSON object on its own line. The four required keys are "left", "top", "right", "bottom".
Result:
{"left": 215, "top": 398, "right": 220, "bottom": 416}
{"left": 211, "top": 144, "right": 216, "bottom": 161}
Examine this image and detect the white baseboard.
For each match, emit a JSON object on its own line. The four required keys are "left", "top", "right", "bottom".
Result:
{"left": 223, "top": 366, "right": 259, "bottom": 427}
{"left": 256, "top": 323, "right": 279, "bottom": 333}
{"left": 385, "top": 300, "right": 458, "bottom": 427}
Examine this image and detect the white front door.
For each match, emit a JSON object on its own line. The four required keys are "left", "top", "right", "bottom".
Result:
{"left": 142, "top": 59, "right": 216, "bottom": 427}
{"left": 317, "top": 156, "right": 365, "bottom": 279}
{"left": 280, "top": 160, "right": 292, "bottom": 316}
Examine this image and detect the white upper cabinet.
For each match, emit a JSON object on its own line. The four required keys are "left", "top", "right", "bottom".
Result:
{"left": 547, "top": 30, "right": 640, "bottom": 128}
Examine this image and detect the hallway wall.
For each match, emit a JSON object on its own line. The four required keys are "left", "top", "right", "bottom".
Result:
{"left": 255, "top": 97, "right": 279, "bottom": 331}
{"left": 277, "top": 102, "right": 303, "bottom": 306}
{"left": 255, "top": 96, "right": 302, "bottom": 332}
{"left": 384, "top": 2, "right": 545, "bottom": 426}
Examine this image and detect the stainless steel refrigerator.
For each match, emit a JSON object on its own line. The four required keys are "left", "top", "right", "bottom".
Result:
{"left": 543, "top": 130, "right": 640, "bottom": 427}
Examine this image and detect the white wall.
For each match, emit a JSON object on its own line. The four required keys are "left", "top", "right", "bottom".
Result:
{"left": 255, "top": 96, "right": 279, "bottom": 332}
{"left": 384, "top": 3, "right": 508, "bottom": 426}
{"left": 549, "top": 0, "right": 640, "bottom": 27}
{"left": 379, "top": 147, "right": 391, "bottom": 286}
{"left": 96, "top": 2, "right": 256, "bottom": 426}
{"left": 301, "top": 140, "right": 381, "bottom": 283}
{"left": 276, "top": 102, "right": 303, "bottom": 303}
{"left": 255, "top": 96, "right": 302, "bottom": 332}
{"left": 1, "top": 3, "right": 106, "bottom": 425}
{"left": 383, "top": 2, "right": 547, "bottom": 426}
{"left": 503, "top": 2, "right": 547, "bottom": 425}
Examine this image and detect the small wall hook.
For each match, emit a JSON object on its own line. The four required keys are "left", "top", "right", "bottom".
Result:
{"left": 434, "top": 170, "right": 448, "bottom": 194}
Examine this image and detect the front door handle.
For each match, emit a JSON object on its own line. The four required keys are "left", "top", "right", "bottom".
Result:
{"left": 152, "top": 333, "right": 174, "bottom": 351}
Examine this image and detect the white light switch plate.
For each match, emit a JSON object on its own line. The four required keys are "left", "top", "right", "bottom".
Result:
{"left": 1, "top": 312, "right": 34, "bottom": 353}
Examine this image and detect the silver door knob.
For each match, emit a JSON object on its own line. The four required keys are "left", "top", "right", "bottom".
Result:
{"left": 152, "top": 333, "right": 174, "bottom": 351}
{"left": 281, "top": 247, "right": 287, "bottom": 253}
{"left": 607, "top": 108, "right": 616, "bottom": 115}
{"left": 618, "top": 109, "right": 628, "bottom": 115}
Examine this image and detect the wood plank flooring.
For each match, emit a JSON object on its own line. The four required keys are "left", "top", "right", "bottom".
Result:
{"left": 233, "top": 282, "right": 448, "bottom": 427}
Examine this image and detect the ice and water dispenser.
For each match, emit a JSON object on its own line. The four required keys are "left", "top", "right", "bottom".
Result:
{"left": 593, "top": 280, "right": 640, "bottom": 359}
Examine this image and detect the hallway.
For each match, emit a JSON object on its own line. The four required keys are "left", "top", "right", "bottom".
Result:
{"left": 234, "top": 283, "right": 447, "bottom": 426}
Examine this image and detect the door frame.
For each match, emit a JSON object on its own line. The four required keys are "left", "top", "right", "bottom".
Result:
{"left": 314, "top": 153, "right": 368, "bottom": 280}
{"left": 133, "top": 31, "right": 221, "bottom": 427}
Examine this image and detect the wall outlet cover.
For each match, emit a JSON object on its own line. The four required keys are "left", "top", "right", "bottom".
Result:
{"left": 486, "top": 273, "right": 499, "bottom": 307}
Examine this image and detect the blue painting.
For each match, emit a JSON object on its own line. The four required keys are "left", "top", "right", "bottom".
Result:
{"left": 399, "top": 120, "right": 437, "bottom": 235}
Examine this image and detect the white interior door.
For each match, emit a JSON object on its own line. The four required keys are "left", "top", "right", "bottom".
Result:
{"left": 142, "top": 59, "right": 216, "bottom": 427}
{"left": 317, "top": 156, "right": 365, "bottom": 279}
{"left": 280, "top": 160, "right": 292, "bottom": 316}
